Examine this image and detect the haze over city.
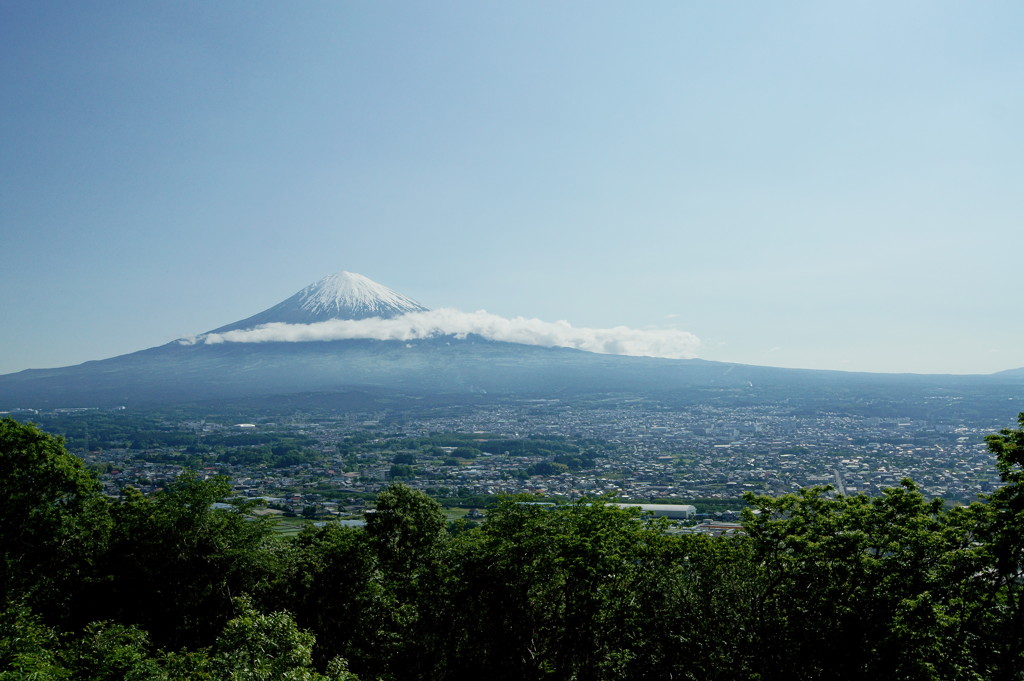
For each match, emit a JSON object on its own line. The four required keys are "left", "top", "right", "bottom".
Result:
{"left": 3, "top": 2, "right": 1022, "bottom": 376}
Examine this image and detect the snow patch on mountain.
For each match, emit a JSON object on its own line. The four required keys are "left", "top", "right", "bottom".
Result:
{"left": 298, "top": 271, "right": 427, "bottom": 317}
{"left": 183, "top": 309, "right": 701, "bottom": 360}
{"left": 206, "top": 271, "right": 428, "bottom": 334}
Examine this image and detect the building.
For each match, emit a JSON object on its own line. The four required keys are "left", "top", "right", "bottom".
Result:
{"left": 614, "top": 503, "right": 696, "bottom": 519}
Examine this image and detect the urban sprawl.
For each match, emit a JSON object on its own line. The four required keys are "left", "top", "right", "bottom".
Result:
{"left": 17, "top": 398, "right": 1009, "bottom": 524}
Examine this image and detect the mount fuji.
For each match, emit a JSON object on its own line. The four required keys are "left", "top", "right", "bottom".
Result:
{"left": 1, "top": 271, "right": 1022, "bottom": 412}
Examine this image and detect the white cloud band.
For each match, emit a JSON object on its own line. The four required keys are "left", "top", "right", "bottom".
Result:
{"left": 181, "top": 309, "right": 699, "bottom": 360}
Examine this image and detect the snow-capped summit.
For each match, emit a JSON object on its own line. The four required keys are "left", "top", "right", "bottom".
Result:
{"left": 296, "top": 271, "right": 427, "bottom": 318}
{"left": 207, "top": 271, "right": 428, "bottom": 333}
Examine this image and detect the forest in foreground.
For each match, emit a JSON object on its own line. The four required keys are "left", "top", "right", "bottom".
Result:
{"left": 2, "top": 415, "right": 1024, "bottom": 681}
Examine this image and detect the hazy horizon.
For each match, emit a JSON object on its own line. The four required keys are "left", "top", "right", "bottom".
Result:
{"left": 3, "top": 2, "right": 1022, "bottom": 376}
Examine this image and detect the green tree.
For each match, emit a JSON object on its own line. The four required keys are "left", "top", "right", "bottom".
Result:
{"left": 388, "top": 463, "right": 415, "bottom": 480}
{"left": 366, "top": 483, "right": 446, "bottom": 579}
{"left": 649, "top": 532, "right": 763, "bottom": 681}
{"left": 741, "top": 481, "right": 986, "bottom": 680}
{"left": 449, "top": 497, "right": 677, "bottom": 681}
{"left": 979, "top": 413, "right": 1024, "bottom": 680}
{"left": 62, "top": 621, "right": 160, "bottom": 681}
{"left": 364, "top": 484, "right": 450, "bottom": 679}
{"left": 0, "top": 418, "right": 111, "bottom": 620}
{"left": 274, "top": 522, "right": 389, "bottom": 675}
{"left": 213, "top": 596, "right": 358, "bottom": 681}
{"left": 0, "top": 603, "right": 69, "bottom": 680}
{"left": 100, "top": 473, "right": 279, "bottom": 649}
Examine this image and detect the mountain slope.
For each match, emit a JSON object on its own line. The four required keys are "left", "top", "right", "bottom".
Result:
{"left": 0, "top": 334, "right": 1017, "bottom": 410}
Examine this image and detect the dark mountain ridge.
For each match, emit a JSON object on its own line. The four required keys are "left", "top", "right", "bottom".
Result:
{"left": 2, "top": 334, "right": 1020, "bottom": 411}
{"left": 2, "top": 271, "right": 1022, "bottom": 411}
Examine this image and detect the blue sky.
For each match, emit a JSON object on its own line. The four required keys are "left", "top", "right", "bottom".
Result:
{"left": 2, "top": 1, "right": 1022, "bottom": 375}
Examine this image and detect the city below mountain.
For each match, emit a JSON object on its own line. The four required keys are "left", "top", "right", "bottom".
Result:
{"left": 1, "top": 271, "right": 1022, "bottom": 415}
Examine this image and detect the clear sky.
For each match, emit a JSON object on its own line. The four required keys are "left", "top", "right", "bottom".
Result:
{"left": 2, "top": 1, "right": 1022, "bottom": 376}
